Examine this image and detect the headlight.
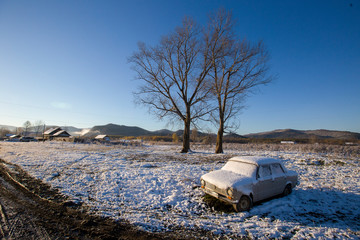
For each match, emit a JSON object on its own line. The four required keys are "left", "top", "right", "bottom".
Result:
{"left": 227, "top": 187, "right": 233, "bottom": 196}
{"left": 201, "top": 179, "right": 206, "bottom": 187}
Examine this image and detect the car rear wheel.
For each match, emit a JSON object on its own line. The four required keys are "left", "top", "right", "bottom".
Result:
{"left": 233, "top": 195, "right": 252, "bottom": 212}
{"left": 283, "top": 184, "right": 292, "bottom": 196}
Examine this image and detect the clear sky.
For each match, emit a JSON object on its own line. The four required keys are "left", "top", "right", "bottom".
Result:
{"left": 0, "top": 0, "right": 359, "bottom": 134}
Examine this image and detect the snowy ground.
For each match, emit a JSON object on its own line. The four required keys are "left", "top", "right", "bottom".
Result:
{"left": 0, "top": 142, "right": 359, "bottom": 239}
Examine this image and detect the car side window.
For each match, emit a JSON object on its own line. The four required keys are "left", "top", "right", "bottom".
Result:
{"left": 271, "top": 163, "right": 285, "bottom": 176}
{"left": 258, "top": 165, "right": 271, "bottom": 179}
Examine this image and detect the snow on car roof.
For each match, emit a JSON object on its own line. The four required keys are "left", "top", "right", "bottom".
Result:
{"left": 229, "top": 156, "right": 281, "bottom": 166}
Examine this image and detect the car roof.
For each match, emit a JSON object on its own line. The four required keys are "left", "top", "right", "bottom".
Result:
{"left": 229, "top": 156, "right": 281, "bottom": 166}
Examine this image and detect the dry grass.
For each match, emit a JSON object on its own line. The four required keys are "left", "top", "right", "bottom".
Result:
{"left": 188, "top": 142, "right": 360, "bottom": 159}
{"left": 223, "top": 143, "right": 360, "bottom": 158}
{"left": 47, "top": 141, "right": 360, "bottom": 159}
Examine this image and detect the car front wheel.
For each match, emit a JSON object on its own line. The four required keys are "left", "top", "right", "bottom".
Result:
{"left": 233, "top": 195, "right": 252, "bottom": 212}
{"left": 283, "top": 184, "right": 292, "bottom": 196}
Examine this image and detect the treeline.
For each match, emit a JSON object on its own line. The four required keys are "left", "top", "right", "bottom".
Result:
{"left": 0, "top": 120, "right": 45, "bottom": 138}
{"left": 107, "top": 134, "right": 359, "bottom": 146}
{"left": 108, "top": 134, "right": 216, "bottom": 144}
{"left": 223, "top": 137, "right": 360, "bottom": 145}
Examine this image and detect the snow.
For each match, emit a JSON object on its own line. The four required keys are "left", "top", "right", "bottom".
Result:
{"left": 221, "top": 160, "right": 257, "bottom": 177}
{"left": 201, "top": 169, "right": 253, "bottom": 190}
{"left": 0, "top": 142, "right": 359, "bottom": 239}
{"left": 230, "top": 155, "right": 281, "bottom": 166}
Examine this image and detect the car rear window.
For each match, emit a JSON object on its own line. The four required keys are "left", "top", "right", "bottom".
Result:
{"left": 271, "top": 163, "right": 285, "bottom": 176}
{"left": 221, "top": 161, "right": 257, "bottom": 178}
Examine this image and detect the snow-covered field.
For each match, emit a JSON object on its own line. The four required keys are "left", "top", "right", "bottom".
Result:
{"left": 0, "top": 142, "right": 359, "bottom": 239}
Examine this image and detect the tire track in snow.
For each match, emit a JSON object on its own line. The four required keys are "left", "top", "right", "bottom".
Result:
{"left": 49, "top": 154, "right": 90, "bottom": 180}
{"left": 0, "top": 200, "right": 9, "bottom": 238}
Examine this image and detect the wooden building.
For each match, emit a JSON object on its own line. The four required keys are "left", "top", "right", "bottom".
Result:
{"left": 44, "top": 127, "right": 71, "bottom": 140}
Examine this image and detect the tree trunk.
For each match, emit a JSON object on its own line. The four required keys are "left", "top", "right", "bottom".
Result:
{"left": 181, "top": 115, "right": 191, "bottom": 153}
{"left": 215, "top": 117, "right": 224, "bottom": 154}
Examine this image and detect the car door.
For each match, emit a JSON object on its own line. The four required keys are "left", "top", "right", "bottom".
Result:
{"left": 270, "top": 163, "right": 287, "bottom": 195}
{"left": 253, "top": 164, "right": 274, "bottom": 201}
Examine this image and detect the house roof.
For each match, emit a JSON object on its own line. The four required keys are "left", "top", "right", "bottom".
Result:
{"left": 229, "top": 156, "right": 281, "bottom": 166}
{"left": 9, "top": 134, "right": 20, "bottom": 138}
{"left": 44, "top": 127, "right": 61, "bottom": 135}
{"left": 53, "top": 130, "right": 71, "bottom": 137}
{"left": 44, "top": 127, "right": 71, "bottom": 137}
{"left": 95, "top": 135, "right": 108, "bottom": 139}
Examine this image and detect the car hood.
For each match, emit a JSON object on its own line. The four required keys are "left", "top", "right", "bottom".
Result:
{"left": 201, "top": 170, "right": 253, "bottom": 190}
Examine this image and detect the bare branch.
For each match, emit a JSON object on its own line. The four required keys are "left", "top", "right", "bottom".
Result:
{"left": 129, "top": 17, "right": 213, "bottom": 152}
{"left": 206, "top": 8, "right": 273, "bottom": 153}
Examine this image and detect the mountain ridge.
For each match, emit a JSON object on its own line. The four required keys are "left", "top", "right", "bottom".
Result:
{"left": 1, "top": 124, "right": 359, "bottom": 140}
{"left": 244, "top": 129, "right": 360, "bottom": 140}
{"left": 90, "top": 123, "right": 151, "bottom": 137}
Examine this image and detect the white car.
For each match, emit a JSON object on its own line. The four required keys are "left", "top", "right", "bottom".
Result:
{"left": 200, "top": 156, "right": 298, "bottom": 212}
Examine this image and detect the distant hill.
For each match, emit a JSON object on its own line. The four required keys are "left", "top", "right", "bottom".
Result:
{"left": 175, "top": 129, "right": 211, "bottom": 137}
{"left": 2, "top": 122, "right": 359, "bottom": 140}
{"left": 152, "top": 129, "right": 174, "bottom": 136}
{"left": 60, "top": 126, "right": 83, "bottom": 134}
{"left": 91, "top": 123, "right": 152, "bottom": 137}
{"left": 0, "top": 124, "right": 83, "bottom": 136}
{"left": 91, "top": 124, "right": 214, "bottom": 137}
{"left": 225, "top": 132, "right": 247, "bottom": 139}
{"left": 245, "top": 129, "right": 360, "bottom": 140}
{"left": 0, "top": 125, "right": 17, "bottom": 131}
{"left": 305, "top": 129, "right": 360, "bottom": 139}
{"left": 90, "top": 125, "right": 217, "bottom": 138}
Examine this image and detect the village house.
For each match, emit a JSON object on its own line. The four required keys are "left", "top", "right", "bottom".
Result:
{"left": 280, "top": 141, "right": 296, "bottom": 144}
{"left": 8, "top": 134, "right": 21, "bottom": 141}
{"left": 44, "top": 127, "right": 71, "bottom": 141}
{"left": 94, "top": 135, "right": 110, "bottom": 142}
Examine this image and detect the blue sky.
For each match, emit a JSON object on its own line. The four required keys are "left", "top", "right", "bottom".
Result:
{"left": 0, "top": 0, "right": 359, "bottom": 134}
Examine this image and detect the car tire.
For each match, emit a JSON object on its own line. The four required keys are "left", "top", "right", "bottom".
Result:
{"left": 283, "top": 184, "right": 292, "bottom": 196}
{"left": 233, "top": 195, "right": 252, "bottom": 212}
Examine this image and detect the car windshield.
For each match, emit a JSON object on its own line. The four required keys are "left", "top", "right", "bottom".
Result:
{"left": 221, "top": 161, "right": 257, "bottom": 178}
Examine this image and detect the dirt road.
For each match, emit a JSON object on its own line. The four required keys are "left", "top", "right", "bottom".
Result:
{"left": 0, "top": 158, "right": 164, "bottom": 240}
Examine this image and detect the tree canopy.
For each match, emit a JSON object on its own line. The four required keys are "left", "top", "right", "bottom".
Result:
{"left": 129, "top": 9, "right": 272, "bottom": 153}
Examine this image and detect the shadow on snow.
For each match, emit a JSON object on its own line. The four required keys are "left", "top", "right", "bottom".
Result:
{"left": 204, "top": 188, "right": 360, "bottom": 232}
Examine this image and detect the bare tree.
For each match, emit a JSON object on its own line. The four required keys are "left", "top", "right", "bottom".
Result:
{"left": 129, "top": 18, "right": 212, "bottom": 153}
{"left": 206, "top": 9, "right": 273, "bottom": 153}
{"left": 0, "top": 127, "right": 11, "bottom": 138}
{"left": 33, "top": 120, "right": 45, "bottom": 137}
{"left": 191, "top": 127, "right": 199, "bottom": 143}
{"left": 172, "top": 133, "right": 179, "bottom": 143}
{"left": 16, "top": 127, "right": 23, "bottom": 135}
{"left": 23, "top": 121, "right": 32, "bottom": 136}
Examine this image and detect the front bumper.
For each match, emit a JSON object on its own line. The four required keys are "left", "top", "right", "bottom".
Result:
{"left": 202, "top": 187, "right": 238, "bottom": 205}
